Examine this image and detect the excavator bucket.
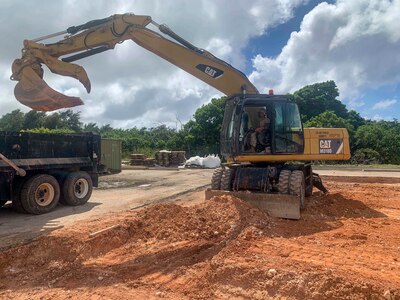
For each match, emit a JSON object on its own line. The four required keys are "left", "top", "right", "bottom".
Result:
{"left": 13, "top": 64, "right": 84, "bottom": 111}
{"left": 205, "top": 189, "right": 301, "bottom": 220}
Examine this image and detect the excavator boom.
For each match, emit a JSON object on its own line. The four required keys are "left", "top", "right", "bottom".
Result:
{"left": 11, "top": 13, "right": 258, "bottom": 111}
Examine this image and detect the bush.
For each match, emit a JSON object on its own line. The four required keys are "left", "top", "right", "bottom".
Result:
{"left": 21, "top": 127, "right": 75, "bottom": 134}
{"left": 351, "top": 148, "right": 381, "bottom": 165}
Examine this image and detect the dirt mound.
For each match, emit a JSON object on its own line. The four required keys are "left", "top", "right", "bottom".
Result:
{"left": 1, "top": 186, "right": 400, "bottom": 299}
{"left": 127, "top": 195, "right": 271, "bottom": 243}
{"left": 0, "top": 196, "right": 271, "bottom": 290}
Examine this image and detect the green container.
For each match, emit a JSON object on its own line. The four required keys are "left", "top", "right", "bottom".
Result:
{"left": 101, "top": 138, "right": 122, "bottom": 173}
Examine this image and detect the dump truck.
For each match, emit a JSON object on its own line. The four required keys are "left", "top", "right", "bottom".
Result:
{"left": 0, "top": 131, "right": 102, "bottom": 214}
{"left": 10, "top": 13, "right": 350, "bottom": 219}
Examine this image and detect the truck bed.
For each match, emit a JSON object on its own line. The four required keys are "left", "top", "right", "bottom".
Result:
{"left": 0, "top": 132, "right": 100, "bottom": 172}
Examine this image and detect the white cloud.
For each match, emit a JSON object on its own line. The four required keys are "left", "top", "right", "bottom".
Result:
{"left": 249, "top": 0, "right": 400, "bottom": 107}
{"left": 6, "top": 1, "right": 399, "bottom": 126}
{"left": 371, "top": 114, "right": 394, "bottom": 121}
{"left": 372, "top": 99, "right": 398, "bottom": 110}
{"left": 0, "top": 0, "right": 306, "bottom": 128}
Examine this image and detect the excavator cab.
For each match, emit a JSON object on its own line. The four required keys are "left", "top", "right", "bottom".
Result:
{"left": 221, "top": 94, "right": 304, "bottom": 158}
{"left": 211, "top": 93, "right": 349, "bottom": 219}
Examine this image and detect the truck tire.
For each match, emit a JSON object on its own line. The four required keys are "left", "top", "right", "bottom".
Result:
{"left": 289, "top": 170, "right": 305, "bottom": 210}
{"left": 53, "top": 171, "right": 68, "bottom": 205}
{"left": 62, "top": 171, "right": 93, "bottom": 206}
{"left": 278, "top": 170, "right": 291, "bottom": 194}
{"left": 211, "top": 168, "right": 223, "bottom": 190}
{"left": 20, "top": 174, "right": 60, "bottom": 214}
{"left": 220, "top": 168, "right": 234, "bottom": 191}
{"left": 11, "top": 178, "right": 28, "bottom": 213}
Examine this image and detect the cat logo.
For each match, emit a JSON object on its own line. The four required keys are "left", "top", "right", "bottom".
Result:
{"left": 205, "top": 66, "right": 217, "bottom": 77}
{"left": 196, "top": 64, "right": 224, "bottom": 79}
{"left": 319, "top": 139, "right": 343, "bottom": 154}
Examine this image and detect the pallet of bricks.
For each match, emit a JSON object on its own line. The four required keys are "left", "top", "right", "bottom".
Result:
{"left": 129, "top": 154, "right": 155, "bottom": 167}
{"left": 155, "top": 150, "right": 186, "bottom": 167}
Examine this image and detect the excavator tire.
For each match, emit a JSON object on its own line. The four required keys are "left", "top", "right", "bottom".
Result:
{"left": 289, "top": 170, "right": 305, "bottom": 210}
{"left": 211, "top": 168, "right": 224, "bottom": 190}
{"left": 278, "top": 170, "right": 291, "bottom": 194}
{"left": 220, "top": 168, "right": 235, "bottom": 191}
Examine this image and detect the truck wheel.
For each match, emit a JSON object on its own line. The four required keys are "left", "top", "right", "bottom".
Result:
{"left": 278, "top": 170, "right": 291, "bottom": 194}
{"left": 11, "top": 178, "right": 28, "bottom": 213}
{"left": 62, "top": 171, "right": 93, "bottom": 206}
{"left": 211, "top": 168, "right": 223, "bottom": 190}
{"left": 52, "top": 172, "right": 68, "bottom": 204}
{"left": 289, "top": 170, "right": 305, "bottom": 210}
{"left": 20, "top": 174, "right": 60, "bottom": 214}
{"left": 220, "top": 168, "right": 234, "bottom": 191}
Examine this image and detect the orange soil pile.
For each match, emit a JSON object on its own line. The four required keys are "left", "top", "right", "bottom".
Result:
{"left": 1, "top": 180, "right": 400, "bottom": 299}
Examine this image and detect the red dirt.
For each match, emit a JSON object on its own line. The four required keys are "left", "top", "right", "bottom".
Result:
{"left": 1, "top": 178, "right": 400, "bottom": 299}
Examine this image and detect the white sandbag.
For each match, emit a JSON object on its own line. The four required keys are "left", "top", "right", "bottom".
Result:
{"left": 185, "top": 155, "right": 204, "bottom": 166}
{"left": 202, "top": 154, "right": 221, "bottom": 168}
{"left": 185, "top": 154, "right": 221, "bottom": 168}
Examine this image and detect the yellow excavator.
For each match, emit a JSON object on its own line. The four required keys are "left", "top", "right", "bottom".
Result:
{"left": 10, "top": 13, "right": 350, "bottom": 219}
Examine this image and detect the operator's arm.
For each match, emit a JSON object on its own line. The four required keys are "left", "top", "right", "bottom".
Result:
{"left": 11, "top": 13, "right": 258, "bottom": 111}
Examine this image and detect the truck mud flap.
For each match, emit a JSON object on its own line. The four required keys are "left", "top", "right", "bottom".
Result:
{"left": 205, "top": 189, "right": 300, "bottom": 220}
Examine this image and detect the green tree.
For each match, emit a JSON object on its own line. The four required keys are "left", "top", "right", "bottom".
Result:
{"left": 304, "top": 111, "right": 354, "bottom": 132}
{"left": 58, "top": 110, "right": 82, "bottom": 132}
{"left": 42, "top": 113, "right": 62, "bottom": 129}
{"left": 183, "top": 96, "right": 226, "bottom": 155}
{"left": 291, "top": 81, "right": 348, "bottom": 122}
{"left": 0, "top": 109, "right": 25, "bottom": 131}
{"left": 355, "top": 121, "right": 400, "bottom": 164}
{"left": 42, "top": 110, "right": 82, "bottom": 131}
{"left": 83, "top": 122, "right": 100, "bottom": 133}
{"left": 23, "top": 110, "right": 46, "bottom": 129}
{"left": 351, "top": 148, "right": 381, "bottom": 164}
{"left": 100, "top": 124, "right": 113, "bottom": 134}
{"left": 347, "top": 110, "right": 365, "bottom": 130}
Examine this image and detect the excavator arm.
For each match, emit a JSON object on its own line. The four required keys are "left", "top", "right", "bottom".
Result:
{"left": 11, "top": 13, "right": 258, "bottom": 111}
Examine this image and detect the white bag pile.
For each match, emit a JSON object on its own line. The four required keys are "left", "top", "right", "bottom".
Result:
{"left": 184, "top": 154, "right": 221, "bottom": 168}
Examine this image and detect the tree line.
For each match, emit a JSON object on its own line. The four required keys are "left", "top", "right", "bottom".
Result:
{"left": 0, "top": 80, "right": 399, "bottom": 164}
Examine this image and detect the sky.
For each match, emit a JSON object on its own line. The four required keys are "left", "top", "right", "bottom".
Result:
{"left": 1, "top": 0, "right": 399, "bottom": 128}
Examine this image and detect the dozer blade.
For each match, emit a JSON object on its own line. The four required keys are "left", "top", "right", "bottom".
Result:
{"left": 14, "top": 65, "right": 84, "bottom": 111}
{"left": 205, "top": 189, "right": 301, "bottom": 220}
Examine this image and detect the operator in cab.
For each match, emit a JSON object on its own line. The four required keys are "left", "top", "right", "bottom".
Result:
{"left": 250, "top": 108, "right": 270, "bottom": 152}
